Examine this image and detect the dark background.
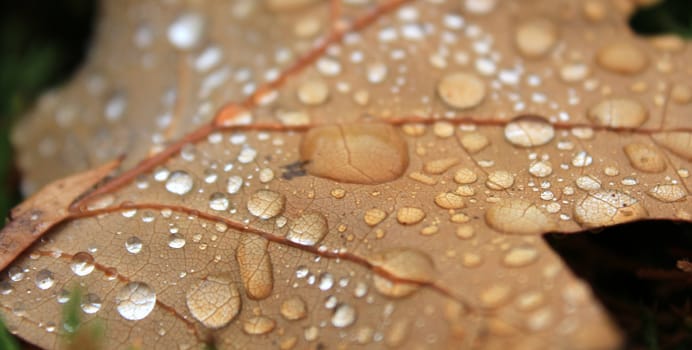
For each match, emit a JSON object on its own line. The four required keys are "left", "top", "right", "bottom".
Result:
{"left": 0, "top": 0, "right": 691, "bottom": 349}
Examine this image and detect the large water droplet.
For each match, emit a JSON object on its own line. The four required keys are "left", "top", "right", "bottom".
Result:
{"left": 287, "top": 212, "right": 328, "bottom": 246}
{"left": 300, "top": 123, "right": 408, "bottom": 184}
{"left": 236, "top": 235, "right": 273, "bottom": 300}
{"left": 623, "top": 143, "right": 666, "bottom": 173}
{"left": 587, "top": 98, "right": 648, "bottom": 128}
{"left": 574, "top": 190, "right": 648, "bottom": 228}
{"left": 70, "top": 252, "right": 95, "bottom": 276}
{"left": 209, "top": 192, "right": 230, "bottom": 211}
{"left": 186, "top": 274, "right": 241, "bottom": 329}
{"left": 648, "top": 184, "right": 687, "bottom": 202}
{"left": 125, "top": 236, "right": 143, "bottom": 254}
{"left": 247, "top": 190, "right": 285, "bottom": 219}
{"left": 115, "top": 282, "right": 156, "bottom": 321}
{"left": 369, "top": 249, "right": 435, "bottom": 298}
{"left": 486, "top": 199, "right": 556, "bottom": 235}
{"left": 596, "top": 42, "right": 648, "bottom": 75}
{"left": 165, "top": 171, "right": 194, "bottom": 195}
{"left": 504, "top": 116, "right": 555, "bottom": 147}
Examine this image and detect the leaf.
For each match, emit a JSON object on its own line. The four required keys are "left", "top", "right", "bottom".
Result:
{"left": 3, "top": 0, "right": 692, "bottom": 349}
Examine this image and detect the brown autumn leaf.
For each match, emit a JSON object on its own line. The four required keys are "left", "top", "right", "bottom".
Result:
{"left": 4, "top": 0, "right": 692, "bottom": 349}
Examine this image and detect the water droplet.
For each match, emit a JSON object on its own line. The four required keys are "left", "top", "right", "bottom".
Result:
{"left": 236, "top": 235, "right": 273, "bottom": 300}
{"left": 81, "top": 293, "right": 102, "bottom": 314}
{"left": 35, "top": 269, "right": 54, "bottom": 290}
{"left": 458, "top": 132, "right": 490, "bottom": 153}
{"left": 70, "top": 252, "right": 95, "bottom": 276}
{"left": 287, "top": 212, "right": 328, "bottom": 246}
{"left": 652, "top": 132, "right": 692, "bottom": 161}
{"left": 486, "top": 199, "right": 556, "bottom": 235}
{"left": 366, "top": 62, "right": 388, "bottom": 84}
{"left": 479, "top": 285, "right": 512, "bottom": 309}
{"left": 125, "top": 236, "right": 143, "bottom": 254}
{"left": 300, "top": 123, "right": 408, "bottom": 184}
{"left": 572, "top": 151, "right": 593, "bottom": 167}
{"left": 587, "top": 98, "right": 648, "bottom": 128}
{"left": 247, "top": 190, "right": 285, "bottom": 219}
{"left": 575, "top": 175, "right": 601, "bottom": 191}
{"left": 318, "top": 273, "right": 334, "bottom": 291}
{"left": 515, "top": 18, "right": 557, "bottom": 58}
{"left": 280, "top": 296, "right": 307, "bottom": 321}
{"left": 258, "top": 168, "right": 274, "bottom": 183}
{"left": 226, "top": 175, "right": 244, "bottom": 194}
{"left": 437, "top": 72, "right": 486, "bottom": 109}
{"left": 574, "top": 190, "right": 648, "bottom": 228}
{"left": 243, "top": 316, "right": 276, "bottom": 335}
{"left": 596, "top": 42, "right": 648, "bottom": 75}
{"left": 423, "top": 158, "right": 459, "bottom": 175}
{"left": 434, "top": 192, "right": 465, "bottom": 209}
{"left": 168, "top": 234, "right": 186, "bottom": 249}
{"left": 504, "top": 116, "right": 555, "bottom": 147}
{"left": 297, "top": 79, "right": 329, "bottom": 106}
{"left": 209, "top": 192, "right": 230, "bottom": 211}
{"left": 8, "top": 266, "right": 25, "bottom": 282}
{"left": 331, "top": 303, "right": 357, "bottom": 328}
{"left": 648, "top": 184, "right": 687, "bottom": 202}
{"left": 363, "top": 208, "right": 387, "bottom": 227}
{"left": 396, "top": 207, "right": 425, "bottom": 225}
{"left": 165, "top": 171, "right": 194, "bottom": 195}
{"left": 623, "top": 143, "right": 666, "bottom": 173}
{"left": 486, "top": 170, "right": 515, "bottom": 190}
{"left": 454, "top": 168, "right": 478, "bottom": 184}
{"left": 503, "top": 247, "right": 539, "bottom": 267}
{"left": 186, "top": 274, "right": 241, "bottom": 329}
{"left": 115, "top": 282, "right": 156, "bottom": 321}
{"left": 167, "top": 13, "right": 205, "bottom": 50}
{"left": 529, "top": 160, "right": 553, "bottom": 178}
{"left": 370, "top": 249, "right": 435, "bottom": 298}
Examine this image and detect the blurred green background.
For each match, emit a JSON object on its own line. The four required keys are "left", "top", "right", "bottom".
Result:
{"left": 0, "top": 0, "right": 691, "bottom": 349}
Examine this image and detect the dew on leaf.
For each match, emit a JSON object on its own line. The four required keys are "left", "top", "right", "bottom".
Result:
{"left": 167, "top": 13, "right": 205, "bottom": 50}
{"left": 437, "top": 72, "right": 486, "bottom": 110}
{"left": 8, "top": 266, "right": 25, "bottom": 282}
{"left": 165, "top": 171, "right": 194, "bottom": 195}
{"left": 574, "top": 190, "right": 648, "bottom": 228}
{"left": 34, "top": 269, "right": 54, "bottom": 290}
{"left": 226, "top": 175, "right": 244, "bottom": 194}
{"left": 287, "top": 212, "right": 328, "bottom": 246}
{"left": 596, "top": 42, "right": 648, "bottom": 75}
{"left": 504, "top": 116, "right": 555, "bottom": 147}
{"left": 70, "top": 252, "right": 95, "bottom": 276}
{"left": 81, "top": 293, "right": 102, "bottom": 314}
{"left": 486, "top": 170, "right": 515, "bottom": 190}
{"left": 318, "top": 272, "right": 334, "bottom": 291}
{"left": 623, "top": 143, "right": 666, "bottom": 173}
{"left": 363, "top": 208, "right": 387, "bottom": 227}
{"left": 647, "top": 184, "right": 687, "bottom": 202}
{"left": 396, "top": 207, "right": 425, "bottom": 225}
{"left": 236, "top": 235, "right": 273, "bottom": 300}
{"left": 458, "top": 132, "right": 490, "bottom": 153}
{"left": 423, "top": 158, "right": 459, "bottom": 175}
{"left": 369, "top": 249, "right": 435, "bottom": 298}
{"left": 529, "top": 160, "right": 553, "bottom": 178}
{"left": 331, "top": 303, "right": 357, "bottom": 328}
{"left": 486, "top": 199, "right": 556, "bottom": 235}
{"left": 280, "top": 296, "right": 307, "bottom": 321}
{"left": 652, "top": 131, "right": 692, "bottom": 160}
{"left": 115, "top": 282, "right": 156, "bottom": 321}
{"left": 514, "top": 18, "right": 557, "bottom": 58}
{"left": 247, "top": 190, "right": 285, "bottom": 219}
{"left": 208, "top": 192, "right": 230, "bottom": 211}
{"left": 434, "top": 192, "right": 465, "bottom": 209}
{"left": 167, "top": 233, "right": 186, "bottom": 249}
{"left": 479, "top": 284, "right": 512, "bottom": 309}
{"left": 243, "top": 316, "right": 276, "bottom": 335}
{"left": 575, "top": 175, "right": 601, "bottom": 191}
{"left": 587, "top": 98, "right": 648, "bottom": 128}
{"left": 454, "top": 168, "right": 478, "bottom": 184}
{"left": 297, "top": 79, "right": 329, "bottom": 106}
{"left": 186, "top": 274, "right": 241, "bottom": 329}
{"left": 300, "top": 123, "right": 408, "bottom": 184}
{"left": 125, "top": 236, "right": 143, "bottom": 254}
{"left": 502, "top": 247, "right": 539, "bottom": 267}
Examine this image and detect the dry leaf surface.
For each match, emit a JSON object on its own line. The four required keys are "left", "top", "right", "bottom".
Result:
{"left": 4, "top": 0, "right": 692, "bottom": 349}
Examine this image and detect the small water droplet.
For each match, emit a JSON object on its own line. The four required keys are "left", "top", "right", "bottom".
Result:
{"left": 318, "top": 273, "right": 334, "bottom": 291}
{"left": 297, "top": 79, "right": 329, "bottom": 106}
{"left": 116, "top": 282, "right": 156, "bottom": 321}
{"left": 209, "top": 192, "right": 230, "bottom": 211}
{"left": 8, "top": 266, "right": 25, "bottom": 282}
{"left": 70, "top": 252, "right": 95, "bottom": 276}
{"left": 34, "top": 269, "right": 54, "bottom": 290}
{"left": 287, "top": 213, "right": 329, "bottom": 246}
{"left": 486, "top": 170, "right": 515, "bottom": 190}
{"left": 648, "top": 184, "right": 687, "bottom": 202}
{"left": 515, "top": 18, "right": 557, "bottom": 58}
{"left": 623, "top": 143, "right": 666, "bottom": 173}
{"left": 167, "top": 13, "right": 205, "bottom": 50}
{"left": 596, "top": 42, "right": 648, "bottom": 75}
{"left": 165, "top": 171, "right": 194, "bottom": 195}
{"left": 125, "top": 236, "right": 143, "bottom": 254}
{"left": 168, "top": 234, "right": 186, "bottom": 249}
{"left": 369, "top": 249, "right": 435, "bottom": 298}
{"left": 437, "top": 72, "right": 486, "bottom": 109}
{"left": 280, "top": 296, "right": 307, "bottom": 321}
{"left": 504, "top": 116, "right": 555, "bottom": 147}
{"left": 331, "top": 303, "right": 357, "bottom": 328}
{"left": 587, "top": 98, "right": 648, "bottom": 128}
{"left": 503, "top": 247, "right": 539, "bottom": 267}
{"left": 243, "top": 316, "right": 276, "bottom": 335}
{"left": 396, "top": 207, "right": 425, "bottom": 225}
{"left": 80, "top": 293, "right": 102, "bottom": 314}
{"left": 486, "top": 199, "right": 556, "bottom": 235}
